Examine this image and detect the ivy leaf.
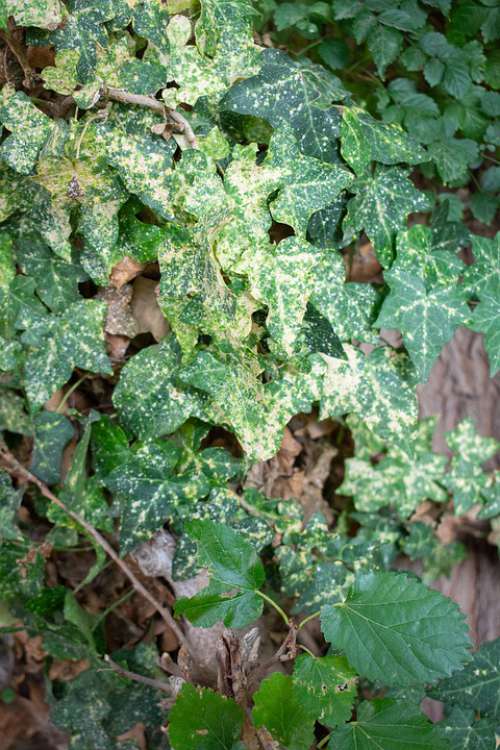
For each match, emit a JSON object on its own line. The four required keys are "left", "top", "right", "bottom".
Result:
{"left": 252, "top": 672, "right": 316, "bottom": 750}
{"left": 377, "top": 271, "right": 469, "bottom": 383}
{"left": 15, "top": 233, "right": 85, "bottom": 314}
{"left": 8, "top": 0, "right": 65, "bottom": 29}
{"left": 329, "top": 699, "right": 450, "bottom": 750}
{"left": 0, "top": 470, "right": 23, "bottom": 542}
{"left": 0, "top": 88, "right": 54, "bottom": 174}
{"left": 343, "top": 166, "right": 431, "bottom": 266}
{"left": 176, "top": 520, "right": 265, "bottom": 628}
{"left": 20, "top": 299, "right": 112, "bottom": 406}
{"left": 293, "top": 653, "right": 357, "bottom": 728}
{"left": 340, "top": 420, "right": 448, "bottom": 518}
{"left": 168, "top": 683, "right": 243, "bottom": 750}
{"left": 469, "top": 283, "right": 500, "bottom": 376}
{"left": 266, "top": 127, "right": 354, "bottom": 238}
{"left": 91, "top": 415, "right": 130, "bottom": 483}
{"left": 104, "top": 439, "right": 209, "bottom": 554}
{"left": 429, "top": 638, "right": 500, "bottom": 718}
{"left": 437, "top": 707, "right": 497, "bottom": 750}
{"left": 0, "top": 389, "right": 32, "bottom": 435}
{"left": 113, "top": 337, "right": 205, "bottom": 441}
{"left": 321, "top": 571, "right": 471, "bottom": 687}
{"left": 48, "top": 0, "right": 117, "bottom": 82}
{"left": 249, "top": 237, "right": 319, "bottom": 355}
{"left": 340, "top": 107, "right": 426, "bottom": 176}
{"left": 222, "top": 48, "right": 347, "bottom": 161}
{"left": 30, "top": 411, "right": 75, "bottom": 485}
{"left": 464, "top": 233, "right": 499, "bottom": 298}
{"left": 49, "top": 414, "right": 112, "bottom": 533}
{"left": 319, "top": 345, "right": 418, "bottom": 445}
{"left": 95, "top": 116, "right": 177, "bottom": 221}
{"left": 444, "top": 420, "right": 499, "bottom": 515}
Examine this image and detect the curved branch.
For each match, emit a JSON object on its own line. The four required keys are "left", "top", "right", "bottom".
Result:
{"left": 0, "top": 442, "right": 192, "bottom": 655}
{"left": 104, "top": 86, "right": 197, "bottom": 148}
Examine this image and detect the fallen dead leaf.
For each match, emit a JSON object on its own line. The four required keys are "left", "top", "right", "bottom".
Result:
{"left": 48, "top": 658, "right": 90, "bottom": 682}
{"left": 117, "top": 723, "right": 147, "bottom": 750}
{"left": 131, "top": 277, "right": 169, "bottom": 342}
{"left": 110, "top": 257, "right": 145, "bottom": 289}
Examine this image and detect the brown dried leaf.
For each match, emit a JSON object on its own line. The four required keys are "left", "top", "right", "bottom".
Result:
{"left": 131, "top": 277, "right": 169, "bottom": 342}
{"left": 110, "top": 257, "right": 145, "bottom": 289}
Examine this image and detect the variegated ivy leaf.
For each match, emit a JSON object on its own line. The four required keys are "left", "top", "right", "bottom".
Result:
{"left": 41, "top": 49, "right": 79, "bottom": 96}
{"left": 15, "top": 232, "right": 86, "bottom": 314}
{"left": 222, "top": 48, "right": 347, "bottom": 161}
{"left": 48, "top": 0, "right": 117, "bottom": 83}
{"left": 342, "top": 165, "right": 431, "bottom": 267}
{"left": 377, "top": 279, "right": 469, "bottom": 384}
{"left": 311, "top": 249, "right": 378, "bottom": 343}
{"left": 95, "top": 112, "right": 177, "bottom": 221}
{"left": 444, "top": 419, "right": 499, "bottom": 515}
{"left": 340, "top": 106, "right": 426, "bottom": 176}
{"left": 469, "top": 282, "right": 500, "bottom": 376}
{"left": 20, "top": 299, "right": 112, "bottom": 406}
{"left": 178, "top": 346, "right": 323, "bottom": 460}
{"left": 0, "top": 470, "right": 23, "bottom": 542}
{"left": 249, "top": 237, "right": 319, "bottom": 356}
{"left": 164, "top": 13, "right": 258, "bottom": 108}
{"left": 340, "top": 419, "right": 448, "bottom": 518}
{"left": 7, "top": 0, "right": 65, "bottom": 29}
{"left": 318, "top": 345, "right": 418, "bottom": 445}
{"left": 0, "top": 88, "right": 54, "bottom": 175}
{"left": 463, "top": 232, "right": 500, "bottom": 298}
{"left": 293, "top": 653, "right": 357, "bottom": 728}
{"left": 113, "top": 336, "right": 206, "bottom": 441}
{"left": 266, "top": 127, "right": 354, "bottom": 238}
{"left": 103, "top": 437, "right": 211, "bottom": 553}
{"left": 30, "top": 411, "right": 75, "bottom": 485}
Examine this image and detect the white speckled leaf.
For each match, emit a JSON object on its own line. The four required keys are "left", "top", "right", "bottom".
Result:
{"left": 113, "top": 336, "right": 205, "bottom": 440}
{"left": 340, "top": 106, "right": 426, "bottom": 176}
{"left": 343, "top": 165, "right": 431, "bottom": 266}
{"left": 319, "top": 345, "right": 418, "bottom": 445}
{"left": 20, "top": 299, "right": 112, "bottom": 406}
{"left": 0, "top": 87, "right": 54, "bottom": 174}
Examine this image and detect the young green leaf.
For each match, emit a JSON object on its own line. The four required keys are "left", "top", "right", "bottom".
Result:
{"left": 169, "top": 683, "right": 243, "bottom": 750}
{"left": 293, "top": 653, "right": 357, "bottom": 727}
{"left": 252, "top": 672, "right": 316, "bottom": 750}
{"left": 321, "top": 571, "right": 471, "bottom": 686}
{"left": 30, "top": 411, "right": 75, "bottom": 485}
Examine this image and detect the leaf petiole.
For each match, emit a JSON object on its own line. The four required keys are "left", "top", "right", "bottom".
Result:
{"left": 297, "top": 610, "right": 321, "bottom": 629}
{"left": 255, "top": 590, "right": 290, "bottom": 626}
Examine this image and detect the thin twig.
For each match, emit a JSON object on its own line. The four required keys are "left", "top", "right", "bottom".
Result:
{"left": 0, "top": 443, "right": 192, "bottom": 654}
{"left": 104, "top": 655, "right": 174, "bottom": 696}
{"left": 104, "top": 86, "right": 197, "bottom": 148}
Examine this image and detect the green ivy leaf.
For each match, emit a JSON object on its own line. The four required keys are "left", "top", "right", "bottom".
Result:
{"left": 343, "top": 166, "right": 431, "bottom": 266}
{"left": 429, "top": 638, "right": 500, "bottom": 718}
{"left": 321, "top": 571, "right": 471, "bottom": 686}
{"left": 340, "top": 107, "right": 426, "bottom": 176}
{"left": 20, "top": 299, "right": 112, "bottom": 406}
{"left": 329, "top": 699, "right": 449, "bottom": 750}
{"left": 30, "top": 411, "right": 74, "bottom": 485}
{"left": 0, "top": 470, "right": 23, "bottom": 542}
{"left": 113, "top": 337, "right": 205, "bottom": 441}
{"left": 469, "top": 283, "right": 500, "bottom": 376}
{"left": 168, "top": 683, "right": 244, "bottom": 750}
{"left": 293, "top": 653, "right": 357, "bottom": 727}
{"left": 222, "top": 48, "right": 347, "bottom": 161}
{"left": 319, "top": 345, "right": 418, "bottom": 445}
{"left": 252, "top": 672, "right": 316, "bottom": 750}
{"left": 7, "top": 0, "right": 65, "bottom": 29}
{"left": 437, "top": 707, "right": 497, "bottom": 750}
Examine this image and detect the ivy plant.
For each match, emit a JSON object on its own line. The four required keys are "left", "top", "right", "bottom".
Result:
{"left": 0, "top": 1, "right": 498, "bottom": 749}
